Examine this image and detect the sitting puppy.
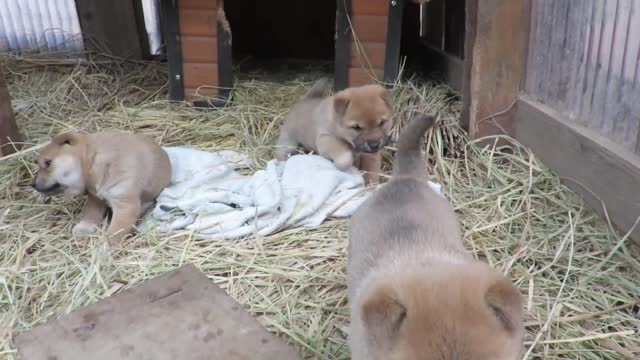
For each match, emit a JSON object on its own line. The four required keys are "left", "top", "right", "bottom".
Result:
{"left": 31, "top": 130, "right": 171, "bottom": 245}
{"left": 276, "top": 78, "right": 393, "bottom": 185}
{"left": 347, "top": 114, "right": 524, "bottom": 359}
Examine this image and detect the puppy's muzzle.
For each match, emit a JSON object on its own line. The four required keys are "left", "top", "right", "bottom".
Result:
{"left": 357, "top": 139, "right": 385, "bottom": 153}
{"left": 31, "top": 179, "right": 62, "bottom": 194}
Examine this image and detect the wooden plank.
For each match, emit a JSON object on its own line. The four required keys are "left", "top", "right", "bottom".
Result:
{"left": 516, "top": 96, "right": 640, "bottom": 243}
{"left": 383, "top": 0, "right": 405, "bottom": 84}
{"left": 350, "top": 42, "right": 386, "bottom": 69}
{"left": 15, "top": 264, "right": 300, "bottom": 360}
{"left": 0, "top": 67, "right": 20, "bottom": 157}
{"left": 183, "top": 63, "right": 218, "bottom": 89}
{"left": 352, "top": 0, "right": 388, "bottom": 16}
{"left": 180, "top": 0, "right": 217, "bottom": 10}
{"left": 348, "top": 67, "right": 384, "bottom": 86}
{"left": 160, "top": 0, "right": 185, "bottom": 100}
{"left": 181, "top": 36, "right": 217, "bottom": 63}
{"left": 465, "top": 0, "right": 530, "bottom": 138}
{"left": 214, "top": 0, "right": 232, "bottom": 107}
{"left": 335, "top": 0, "right": 353, "bottom": 91}
{"left": 179, "top": 8, "right": 218, "bottom": 37}
{"left": 351, "top": 15, "right": 388, "bottom": 43}
{"left": 185, "top": 87, "right": 219, "bottom": 98}
{"left": 460, "top": 0, "right": 478, "bottom": 130}
{"left": 74, "top": 0, "right": 145, "bottom": 58}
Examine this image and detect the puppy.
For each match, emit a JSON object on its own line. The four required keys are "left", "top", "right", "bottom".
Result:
{"left": 276, "top": 79, "right": 393, "bottom": 184}
{"left": 31, "top": 130, "right": 171, "bottom": 245}
{"left": 347, "top": 114, "right": 524, "bottom": 359}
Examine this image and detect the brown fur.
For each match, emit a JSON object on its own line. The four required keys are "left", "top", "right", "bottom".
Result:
{"left": 347, "top": 114, "right": 524, "bottom": 359}
{"left": 276, "top": 79, "right": 394, "bottom": 184}
{"left": 32, "top": 130, "right": 171, "bottom": 245}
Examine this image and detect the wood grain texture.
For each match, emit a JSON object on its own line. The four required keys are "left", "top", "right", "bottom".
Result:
{"left": 180, "top": 0, "right": 218, "bottom": 10}
{"left": 525, "top": 0, "right": 640, "bottom": 153}
{"left": 178, "top": 8, "right": 217, "bottom": 37}
{"left": 0, "top": 68, "right": 20, "bottom": 156}
{"left": 516, "top": 96, "right": 640, "bottom": 243}
{"left": 351, "top": 15, "right": 388, "bottom": 43}
{"left": 352, "top": 0, "right": 389, "bottom": 16}
{"left": 350, "top": 42, "right": 386, "bottom": 69}
{"left": 14, "top": 265, "right": 300, "bottom": 360}
{"left": 348, "top": 67, "right": 384, "bottom": 86}
{"left": 75, "top": 0, "right": 145, "bottom": 58}
{"left": 181, "top": 36, "right": 217, "bottom": 63}
{"left": 183, "top": 63, "right": 218, "bottom": 89}
{"left": 466, "top": 0, "right": 530, "bottom": 138}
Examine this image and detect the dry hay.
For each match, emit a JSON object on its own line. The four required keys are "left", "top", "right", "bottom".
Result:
{"left": 0, "top": 53, "right": 639, "bottom": 360}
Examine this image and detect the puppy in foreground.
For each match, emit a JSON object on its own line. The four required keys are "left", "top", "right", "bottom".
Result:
{"left": 31, "top": 131, "right": 171, "bottom": 245}
{"left": 348, "top": 114, "right": 524, "bottom": 359}
{"left": 276, "top": 78, "right": 393, "bottom": 184}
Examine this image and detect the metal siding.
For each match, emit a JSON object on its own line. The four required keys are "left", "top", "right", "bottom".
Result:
{"left": 0, "top": 0, "right": 84, "bottom": 53}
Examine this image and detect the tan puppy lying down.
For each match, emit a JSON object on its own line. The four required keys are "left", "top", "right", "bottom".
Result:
{"left": 276, "top": 78, "right": 394, "bottom": 185}
{"left": 32, "top": 131, "right": 171, "bottom": 245}
{"left": 347, "top": 114, "right": 524, "bottom": 359}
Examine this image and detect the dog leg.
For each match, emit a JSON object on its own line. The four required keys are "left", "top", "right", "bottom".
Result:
{"left": 359, "top": 152, "right": 382, "bottom": 185}
{"left": 317, "top": 135, "right": 354, "bottom": 171}
{"left": 106, "top": 198, "right": 142, "bottom": 245}
{"left": 275, "top": 129, "right": 298, "bottom": 161}
{"left": 72, "top": 194, "right": 107, "bottom": 236}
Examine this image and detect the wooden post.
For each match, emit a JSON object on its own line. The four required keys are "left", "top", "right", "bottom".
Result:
{"left": 0, "top": 67, "right": 20, "bottom": 157}
{"left": 462, "top": 0, "right": 531, "bottom": 139}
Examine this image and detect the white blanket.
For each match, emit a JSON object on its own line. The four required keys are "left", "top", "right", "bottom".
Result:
{"left": 140, "top": 147, "right": 443, "bottom": 240}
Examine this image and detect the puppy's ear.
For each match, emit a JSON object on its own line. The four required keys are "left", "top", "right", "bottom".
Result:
{"left": 361, "top": 282, "right": 406, "bottom": 345}
{"left": 333, "top": 91, "right": 351, "bottom": 115}
{"left": 378, "top": 87, "right": 393, "bottom": 109}
{"left": 52, "top": 132, "right": 77, "bottom": 146}
{"left": 485, "top": 276, "right": 524, "bottom": 334}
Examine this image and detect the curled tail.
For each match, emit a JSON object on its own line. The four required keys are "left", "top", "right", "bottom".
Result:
{"left": 304, "top": 78, "right": 330, "bottom": 99}
{"left": 392, "top": 114, "right": 436, "bottom": 179}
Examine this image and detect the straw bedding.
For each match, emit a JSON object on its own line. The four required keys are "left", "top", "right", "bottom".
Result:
{"left": 0, "top": 54, "right": 639, "bottom": 359}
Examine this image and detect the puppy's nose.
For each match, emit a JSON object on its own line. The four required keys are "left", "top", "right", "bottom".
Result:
{"left": 366, "top": 140, "right": 382, "bottom": 152}
{"left": 30, "top": 179, "right": 37, "bottom": 189}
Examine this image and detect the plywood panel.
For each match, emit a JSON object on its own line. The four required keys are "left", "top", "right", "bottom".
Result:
{"left": 351, "top": 15, "right": 388, "bottom": 43}
{"left": 348, "top": 67, "right": 384, "bottom": 86}
{"left": 185, "top": 87, "right": 219, "bottom": 99}
{"left": 178, "top": 8, "right": 217, "bottom": 37}
{"left": 352, "top": 0, "right": 389, "bottom": 16}
{"left": 181, "top": 36, "right": 218, "bottom": 63}
{"left": 14, "top": 265, "right": 300, "bottom": 360}
{"left": 350, "top": 42, "right": 386, "bottom": 69}
{"left": 525, "top": 0, "right": 640, "bottom": 153}
{"left": 183, "top": 63, "right": 218, "bottom": 89}
{"left": 180, "top": 0, "right": 218, "bottom": 10}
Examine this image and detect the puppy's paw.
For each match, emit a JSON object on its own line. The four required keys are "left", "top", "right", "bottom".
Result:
{"left": 72, "top": 221, "right": 98, "bottom": 237}
{"left": 333, "top": 152, "right": 354, "bottom": 171}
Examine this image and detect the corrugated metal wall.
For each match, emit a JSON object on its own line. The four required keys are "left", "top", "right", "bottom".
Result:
{"left": 0, "top": 0, "right": 84, "bottom": 52}
{"left": 0, "top": 0, "right": 162, "bottom": 55}
{"left": 525, "top": 0, "right": 640, "bottom": 153}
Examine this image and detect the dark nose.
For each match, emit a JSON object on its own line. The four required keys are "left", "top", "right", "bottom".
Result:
{"left": 30, "top": 179, "right": 37, "bottom": 189}
{"left": 366, "top": 140, "right": 381, "bottom": 152}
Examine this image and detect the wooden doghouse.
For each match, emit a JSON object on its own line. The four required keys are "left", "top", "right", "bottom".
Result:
{"left": 159, "top": 0, "right": 442, "bottom": 105}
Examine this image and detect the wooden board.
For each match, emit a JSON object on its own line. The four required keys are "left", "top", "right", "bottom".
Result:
{"left": 463, "top": 0, "right": 530, "bottom": 138}
{"left": 0, "top": 67, "right": 20, "bottom": 157}
{"left": 516, "top": 96, "right": 640, "bottom": 243}
{"left": 14, "top": 265, "right": 300, "bottom": 360}
{"left": 74, "top": 0, "right": 146, "bottom": 59}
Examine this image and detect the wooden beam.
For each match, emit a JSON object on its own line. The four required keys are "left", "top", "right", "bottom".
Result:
{"left": 160, "top": 0, "right": 185, "bottom": 101}
{"left": 383, "top": 0, "right": 405, "bottom": 85}
{"left": 334, "top": 0, "right": 352, "bottom": 91}
{"left": 215, "top": 0, "right": 233, "bottom": 106}
{"left": 463, "top": 0, "right": 530, "bottom": 138}
{"left": 75, "top": 0, "right": 147, "bottom": 58}
{"left": 516, "top": 96, "right": 640, "bottom": 243}
{"left": 0, "top": 67, "right": 20, "bottom": 157}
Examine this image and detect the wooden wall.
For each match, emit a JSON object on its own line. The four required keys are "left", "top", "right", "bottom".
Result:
{"left": 178, "top": 0, "right": 219, "bottom": 99}
{"left": 525, "top": 0, "right": 640, "bottom": 153}
{"left": 349, "top": 0, "right": 389, "bottom": 86}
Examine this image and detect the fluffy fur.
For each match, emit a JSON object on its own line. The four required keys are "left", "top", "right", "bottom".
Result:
{"left": 276, "top": 78, "right": 394, "bottom": 184}
{"left": 32, "top": 130, "right": 171, "bottom": 245}
{"left": 347, "top": 114, "right": 525, "bottom": 359}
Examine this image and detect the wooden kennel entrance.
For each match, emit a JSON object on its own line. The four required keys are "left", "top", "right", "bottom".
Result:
{"left": 160, "top": 0, "right": 425, "bottom": 105}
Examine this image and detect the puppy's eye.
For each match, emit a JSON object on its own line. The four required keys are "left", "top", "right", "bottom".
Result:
{"left": 62, "top": 140, "right": 71, "bottom": 145}
{"left": 379, "top": 119, "right": 387, "bottom": 127}
{"left": 43, "top": 160, "right": 52, "bottom": 168}
{"left": 351, "top": 124, "right": 362, "bottom": 131}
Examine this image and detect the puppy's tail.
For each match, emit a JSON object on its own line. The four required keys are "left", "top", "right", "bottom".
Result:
{"left": 304, "top": 78, "right": 330, "bottom": 99}
{"left": 392, "top": 114, "right": 435, "bottom": 179}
